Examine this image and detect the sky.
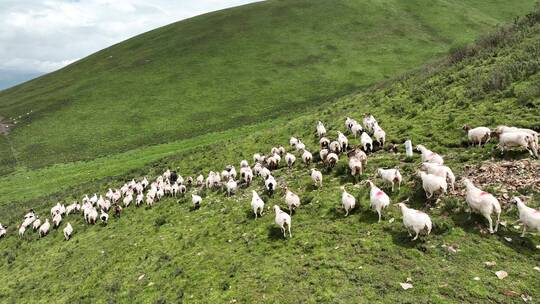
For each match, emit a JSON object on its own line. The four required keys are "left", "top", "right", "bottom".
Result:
{"left": 0, "top": 0, "right": 261, "bottom": 90}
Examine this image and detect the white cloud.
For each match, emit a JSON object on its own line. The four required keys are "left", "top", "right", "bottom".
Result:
{"left": 0, "top": 0, "right": 261, "bottom": 86}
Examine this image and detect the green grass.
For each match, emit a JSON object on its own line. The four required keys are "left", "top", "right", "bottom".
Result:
{"left": 0, "top": 0, "right": 536, "bottom": 173}
{"left": 1, "top": 6, "right": 540, "bottom": 303}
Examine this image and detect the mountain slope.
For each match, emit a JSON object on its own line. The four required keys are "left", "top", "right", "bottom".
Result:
{"left": 0, "top": 6, "right": 539, "bottom": 303}
{"left": 0, "top": 0, "right": 535, "bottom": 174}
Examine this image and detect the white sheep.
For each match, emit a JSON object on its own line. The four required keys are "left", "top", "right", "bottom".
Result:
{"left": 377, "top": 168, "right": 402, "bottom": 192}
{"left": 240, "top": 160, "right": 249, "bottom": 168}
{"left": 495, "top": 125, "right": 538, "bottom": 149}
{"left": 329, "top": 141, "right": 341, "bottom": 154}
{"left": 251, "top": 191, "right": 265, "bottom": 219}
{"left": 337, "top": 131, "right": 348, "bottom": 151}
{"left": 226, "top": 178, "right": 237, "bottom": 196}
{"left": 296, "top": 141, "right": 306, "bottom": 152}
{"left": 192, "top": 194, "right": 202, "bottom": 209}
{"left": 326, "top": 153, "right": 338, "bottom": 168}
{"left": 32, "top": 217, "right": 41, "bottom": 231}
{"left": 345, "top": 117, "right": 357, "bottom": 131}
{"left": 253, "top": 153, "right": 262, "bottom": 163}
{"left": 319, "top": 137, "right": 330, "bottom": 149}
{"left": 360, "top": 132, "right": 373, "bottom": 152}
{"left": 317, "top": 121, "right": 327, "bottom": 138}
{"left": 367, "top": 180, "right": 390, "bottom": 222}
{"left": 66, "top": 202, "right": 81, "bottom": 215}
{"left": 510, "top": 197, "right": 540, "bottom": 237}
{"left": 463, "top": 125, "right": 491, "bottom": 147}
{"left": 311, "top": 169, "right": 323, "bottom": 187}
{"left": 285, "top": 188, "right": 300, "bottom": 215}
{"left": 496, "top": 131, "right": 538, "bottom": 158}
{"left": 290, "top": 137, "right": 299, "bottom": 147}
{"left": 52, "top": 213, "right": 62, "bottom": 228}
{"left": 63, "top": 223, "right": 73, "bottom": 241}
{"left": 274, "top": 205, "right": 292, "bottom": 238}
{"left": 373, "top": 124, "right": 386, "bottom": 147}
{"left": 340, "top": 186, "right": 356, "bottom": 216}
{"left": 420, "top": 162, "right": 455, "bottom": 191}
{"left": 285, "top": 153, "right": 296, "bottom": 169}
{"left": 227, "top": 165, "right": 237, "bottom": 179}
{"left": 196, "top": 174, "right": 204, "bottom": 186}
{"left": 265, "top": 155, "right": 278, "bottom": 170}
{"left": 265, "top": 175, "right": 276, "bottom": 195}
{"left": 18, "top": 224, "right": 26, "bottom": 238}
{"left": 0, "top": 224, "right": 6, "bottom": 238}
{"left": 363, "top": 113, "right": 378, "bottom": 134}
{"left": 416, "top": 145, "right": 444, "bottom": 165}
{"left": 463, "top": 178, "right": 501, "bottom": 234}
{"left": 39, "top": 219, "right": 50, "bottom": 237}
{"left": 171, "top": 183, "right": 179, "bottom": 197}
{"left": 348, "top": 157, "right": 363, "bottom": 176}
{"left": 319, "top": 149, "right": 329, "bottom": 162}
{"left": 136, "top": 193, "right": 144, "bottom": 206}
{"left": 418, "top": 171, "right": 447, "bottom": 199}
{"left": 240, "top": 167, "right": 253, "bottom": 186}
{"left": 179, "top": 184, "right": 187, "bottom": 195}
{"left": 302, "top": 150, "right": 313, "bottom": 165}
{"left": 86, "top": 207, "right": 98, "bottom": 224}
{"left": 351, "top": 123, "right": 363, "bottom": 138}
{"left": 396, "top": 200, "right": 432, "bottom": 240}
{"left": 100, "top": 211, "right": 109, "bottom": 224}
{"left": 259, "top": 167, "right": 271, "bottom": 180}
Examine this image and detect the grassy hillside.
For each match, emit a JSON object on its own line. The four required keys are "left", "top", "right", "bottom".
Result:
{"left": 1, "top": 6, "right": 539, "bottom": 303}
{"left": 0, "top": 0, "right": 536, "bottom": 174}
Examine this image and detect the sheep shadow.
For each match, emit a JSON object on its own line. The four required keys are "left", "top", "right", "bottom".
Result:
{"left": 495, "top": 227, "right": 540, "bottom": 254}
{"left": 267, "top": 225, "right": 287, "bottom": 241}
{"left": 449, "top": 209, "right": 490, "bottom": 237}
{"left": 356, "top": 208, "right": 380, "bottom": 225}
{"left": 244, "top": 209, "right": 259, "bottom": 220}
{"left": 388, "top": 226, "right": 429, "bottom": 251}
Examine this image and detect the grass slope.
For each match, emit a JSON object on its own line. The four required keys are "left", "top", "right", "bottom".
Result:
{"left": 0, "top": 0, "right": 536, "bottom": 174}
{"left": 1, "top": 6, "right": 540, "bottom": 303}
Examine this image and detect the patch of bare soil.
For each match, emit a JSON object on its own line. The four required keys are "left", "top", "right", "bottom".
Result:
{"left": 0, "top": 116, "right": 13, "bottom": 136}
{"left": 462, "top": 159, "right": 540, "bottom": 201}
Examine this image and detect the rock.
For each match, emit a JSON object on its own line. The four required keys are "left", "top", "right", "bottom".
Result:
{"left": 473, "top": 277, "right": 480, "bottom": 281}
{"left": 484, "top": 261, "right": 497, "bottom": 267}
{"left": 504, "top": 237, "right": 512, "bottom": 242}
{"left": 138, "top": 274, "right": 145, "bottom": 281}
{"left": 495, "top": 270, "right": 508, "bottom": 280}
{"left": 400, "top": 283, "right": 413, "bottom": 290}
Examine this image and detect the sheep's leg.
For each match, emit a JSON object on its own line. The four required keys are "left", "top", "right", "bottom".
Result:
{"left": 281, "top": 226, "right": 286, "bottom": 237}
{"left": 426, "top": 191, "right": 432, "bottom": 199}
{"left": 486, "top": 215, "right": 494, "bottom": 234}
{"left": 391, "top": 183, "right": 394, "bottom": 192}
{"left": 494, "top": 212, "right": 500, "bottom": 232}
{"left": 288, "top": 225, "right": 292, "bottom": 238}
{"left": 345, "top": 209, "right": 349, "bottom": 217}
{"left": 412, "top": 231, "right": 419, "bottom": 241}
{"left": 520, "top": 225, "right": 527, "bottom": 237}
{"left": 377, "top": 209, "right": 382, "bottom": 223}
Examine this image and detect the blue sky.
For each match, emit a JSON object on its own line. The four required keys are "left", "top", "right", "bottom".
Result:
{"left": 0, "top": 0, "right": 261, "bottom": 90}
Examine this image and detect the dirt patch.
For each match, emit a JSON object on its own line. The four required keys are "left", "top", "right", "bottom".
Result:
{"left": 0, "top": 116, "right": 13, "bottom": 136}
{"left": 462, "top": 160, "right": 540, "bottom": 200}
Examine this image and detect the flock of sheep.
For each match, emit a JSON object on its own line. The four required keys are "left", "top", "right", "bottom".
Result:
{"left": 0, "top": 114, "right": 539, "bottom": 243}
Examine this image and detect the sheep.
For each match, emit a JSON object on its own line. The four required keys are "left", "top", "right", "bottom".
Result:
{"left": 226, "top": 178, "right": 237, "bottom": 196}
{"left": 227, "top": 165, "right": 237, "bottom": 179}
{"left": 337, "top": 131, "right": 348, "bottom": 151}
{"left": 348, "top": 157, "right": 363, "bottom": 177}
{"left": 274, "top": 205, "right": 292, "bottom": 238}
{"left": 340, "top": 186, "right": 356, "bottom": 216}
{"left": 509, "top": 197, "right": 540, "bottom": 237}
{"left": 418, "top": 171, "right": 447, "bottom": 199}
{"left": 377, "top": 168, "right": 402, "bottom": 192}
{"left": 253, "top": 153, "right": 265, "bottom": 164}
{"left": 179, "top": 184, "right": 187, "bottom": 195}
{"left": 396, "top": 200, "right": 432, "bottom": 240}
{"left": 240, "top": 160, "right": 249, "bottom": 168}
{"left": 360, "top": 132, "right": 373, "bottom": 152}
{"left": 18, "top": 224, "right": 26, "bottom": 238}
{"left": 24, "top": 209, "right": 35, "bottom": 219}
{"left": 420, "top": 162, "right": 455, "bottom": 191}
{"left": 32, "top": 217, "right": 41, "bottom": 231}
{"left": 351, "top": 123, "right": 363, "bottom": 138}
{"left": 296, "top": 141, "right": 306, "bottom": 152}
{"left": 495, "top": 125, "right": 538, "bottom": 150}
{"left": 329, "top": 141, "right": 341, "bottom": 154}
{"left": 192, "top": 194, "right": 202, "bottom": 209}
{"left": 240, "top": 167, "right": 253, "bottom": 186}
{"left": 196, "top": 174, "right": 204, "bottom": 186}
{"left": 319, "top": 137, "right": 330, "bottom": 149}
{"left": 284, "top": 187, "right": 300, "bottom": 215}
{"left": 253, "top": 163, "right": 263, "bottom": 176}
{"left": 285, "top": 153, "right": 296, "bottom": 169}
{"left": 363, "top": 113, "right": 378, "bottom": 134}
{"left": 171, "top": 183, "right": 179, "bottom": 197}
{"left": 100, "top": 211, "right": 109, "bottom": 224}
{"left": 221, "top": 170, "right": 230, "bottom": 181}
{"left": 462, "top": 178, "right": 501, "bottom": 234}
{"left": 0, "top": 224, "right": 6, "bottom": 238}
{"left": 141, "top": 177, "right": 149, "bottom": 189}
{"left": 146, "top": 195, "right": 155, "bottom": 208}
{"left": 66, "top": 202, "right": 80, "bottom": 215}
{"left": 416, "top": 145, "right": 444, "bottom": 165}
{"left": 90, "top": 194, "right": 98, "bottom": 205}
{"left": 186, "top": 176, "right": 194, "bottom": 187}
{"left": 63, "top": 223, "right": 73, "bottom": 240}
{"left": 251, "top": 191, "right": 265, "bottom": 219}
{"left": 463, "top": 125, "right": 491, "bottom": 147}
{"left": 86, "top": 208, "right": 98, "bottom": 225}
{"left": 135, "top": 193, "right": 144, "bottom": 206}
{"left": 20, "top": 216, "right": 35, "bottom": 229}
{"left": 347, "top": 147, "right": 368, "bottom": 166}
{"left": 345, "top": 117, "right": 357, "bottom": 131}
{"left": 316, "top": 121, "right": 327, "bottom": 138}
{"left": 273, "top": 153, "right": 282, "bottom": 165}
{"left": 367, "top": 180, "right": 390, "bottom": 222}
{"left": 259, "top": 167, "right": 271, "bottom": 180}
{"left": 114, "top": 204, "right": 123, "bottom": 218}
{"left": 319, "top": 148, "right": 329, "bottom": 162}
{"left": 265, "top": 156, "right": 278, "bottom": 170}
{"left": 265, "top": 175, "right": 276, "bottom": 195}
{"left": 373, "top": 124, "right": 386, "bottom": 147}
{"left": 302, "top": 150, "right": 313, "bottom": 165}
{"left": 289, "top": 137, "right": 299, "bottom": 147}
{"left": 311, "top": 168, "right": 323, "bottom": 188}
{"left": 495, "top": 131, "right": 538, "bottom": 158}
{"left": 326, "top": 153, "right": 338, "bottom": 168}
{"left": 50, "top": 203, "right": 65, "bottom": 218}
{"left": 52, "top": 213, "right": 62, "bottom": 228}
{"left": 39, "top": 219, "right": 50, "bottom": 237}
